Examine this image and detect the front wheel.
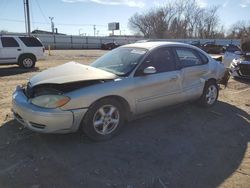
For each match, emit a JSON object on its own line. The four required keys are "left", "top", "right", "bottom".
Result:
{"left": 199, "top": 81, "right": 219, "bottom": 107}
{"left": 81, "top": 98, "right": 125, "bottom": 141}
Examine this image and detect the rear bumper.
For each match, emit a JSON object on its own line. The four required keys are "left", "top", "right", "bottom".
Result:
{"left": 36, "top": 54, "right": 46, "bottom": 61}
{"left": 12, "top": 86, "right": 87, "bottom": 133}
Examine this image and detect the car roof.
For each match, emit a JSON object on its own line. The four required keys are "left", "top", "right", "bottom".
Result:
{"left": 123, "top": 41, "right": 194, "bottom": 50}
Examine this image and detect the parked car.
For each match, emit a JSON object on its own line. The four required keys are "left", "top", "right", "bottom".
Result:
{"left": 12, "top": 42, "right": 225, "bottom": 141}
{"left": 229, "top": 54, "right": 250, "bottom": 79}
{"left": 0, "top": 35, "right": 45, "bottom": 68}
{"left": 101, "top": 42, "right": 119, "bottom": 50}
{"left": 201, "top": 42, "right": 223, "bottom": 54}
{"left": 189, "top": 41, "right": 201, "bottom": 47}
{"left": 222, "top": 44, "right": 242, "bottom": 53}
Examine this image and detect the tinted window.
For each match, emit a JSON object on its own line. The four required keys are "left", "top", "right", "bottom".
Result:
{"left": 226, "top": 45, "right": 241, "bottom": 52}
{"left": 198, "top": 51, "right": 209, "bottom": 64}
{"left": 19, "top": 37, "right": 43, "bottom": 47}
{"left": 1, "top": 37, "right": 19, "bottom": 47}
{"left": 136, "top": 47, "right": 176, "bottom": 75}
{"left": 175, "top": 48, "right": 203, "bottom": 67}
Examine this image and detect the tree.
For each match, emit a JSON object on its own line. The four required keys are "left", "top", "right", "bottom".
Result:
{"left": 0, "top": 30, "right": 8, "bottom": 34}
{"left": 128, "top": 0, "right": 221, "bottom": 39}
{"left": 228, "top": 21, "right": 250, "bottom": 39}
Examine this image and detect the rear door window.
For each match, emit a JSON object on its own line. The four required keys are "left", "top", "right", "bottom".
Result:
{"left": 175, "top": 48, "right": 203, "bottom": 67}
{"left": 19, "top": 37, "right": 43, "bottom": 47}
{"left": 197, "top": 51, "right": 209, "bottom": 64}
{"left": 1, "top": 37, "right": 19, "bottom": 47}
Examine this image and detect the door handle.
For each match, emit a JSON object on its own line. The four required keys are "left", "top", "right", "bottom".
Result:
{"left": 17, "top": 49, "right": 21, "bottom": 51}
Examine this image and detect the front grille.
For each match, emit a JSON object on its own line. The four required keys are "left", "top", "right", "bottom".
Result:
{"left": 239, "top": 64, "right": 250, "bottom": 76}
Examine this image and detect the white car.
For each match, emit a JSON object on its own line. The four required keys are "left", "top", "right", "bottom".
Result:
{"left": 0, "top": 36, "right": 45, "bottom": 68}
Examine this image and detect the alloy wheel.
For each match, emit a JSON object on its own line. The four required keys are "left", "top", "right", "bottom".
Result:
{"left": 93, "top": 105, "right": 120, "bottom": 135}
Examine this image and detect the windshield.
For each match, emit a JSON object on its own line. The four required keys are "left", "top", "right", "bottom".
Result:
{"left": 91, "top": 47, "right": 147, "bottom": 76}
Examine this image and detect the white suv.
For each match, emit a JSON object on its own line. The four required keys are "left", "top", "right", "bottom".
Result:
{"left": 0, "top": 36, "right": 45, "bottom": 68}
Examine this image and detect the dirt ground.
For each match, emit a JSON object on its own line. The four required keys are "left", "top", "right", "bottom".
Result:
{"left": 0, "top": 50, "right": 249, "bottom": 188}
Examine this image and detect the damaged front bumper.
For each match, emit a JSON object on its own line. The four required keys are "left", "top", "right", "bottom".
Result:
{"left": 12, "top": 86, "right": 87, "bottom": 133}
{"left": 229, "top": 59, "right": 250, "bottom": 79}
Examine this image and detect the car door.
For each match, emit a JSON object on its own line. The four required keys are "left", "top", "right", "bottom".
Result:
{"left": 174, "top": 47, "right": 209, "bottom": 101}
{"left": 133, "top": 47, "right": 182, "bottom": 114}
{"left": 0, "top": 37, "right": 21, "bottom": 64}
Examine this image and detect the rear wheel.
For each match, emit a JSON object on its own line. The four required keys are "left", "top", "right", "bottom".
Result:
{"left": 199, "top": 80, "right": 219, "bottom": 107}
{"left": 82, "top": 98, "right": 125, "bottom": 141}
{"left": 19, "top": 55, "right": 36, "bottom": 68}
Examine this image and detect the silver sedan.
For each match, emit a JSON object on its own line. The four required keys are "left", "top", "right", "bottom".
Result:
{"left": 12, "top": 42, "right": 226, "bottom": 141}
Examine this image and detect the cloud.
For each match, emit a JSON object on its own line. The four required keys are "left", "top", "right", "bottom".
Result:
{"left": 153, "top": 0, "right": 161, "bottom": 7}
{"left": 222, "top": 0, "right": 230, "bottom": 8}
{"left": 240, "top": 0, "right": 250, "bottom": 7}
{"left": 196, "top": 0, "right": 207, "bottom": 8}
{"left": 61, "top": 0, "right": 145, "bottom": 8}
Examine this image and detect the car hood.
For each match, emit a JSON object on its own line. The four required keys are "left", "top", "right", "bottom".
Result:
{"left": 30, "top": 62, "right": 117, "bottom": 86}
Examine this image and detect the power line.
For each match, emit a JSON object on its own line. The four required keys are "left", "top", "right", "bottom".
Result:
{"left": 0, "top": 18, "right": 108, "bottom": 27}
{"left": 0, "top": 0, "right": 9, "bottom": 17}
{"left": 34, "top": 0, "right": 50, "bottom": 24}
{"left": 30, "top": 0, "right": 35, "bottom": 30}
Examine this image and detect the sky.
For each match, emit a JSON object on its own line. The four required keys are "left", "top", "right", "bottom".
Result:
{"left": 0, "top": 0, "right": 250, "bottom": 36}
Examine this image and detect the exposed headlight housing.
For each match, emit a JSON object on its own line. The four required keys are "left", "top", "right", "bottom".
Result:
{"left": 30, "top": 95, "right": 70, "bottom": 109}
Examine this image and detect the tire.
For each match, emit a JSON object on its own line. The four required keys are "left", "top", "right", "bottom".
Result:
{"left": 81, "top": 98, "right": 125, "bottom": 141}
{"left": 199, "top": 80, "right": 219, "bottom": 107}
{"left": 18, "top": 55, "right": 36, "bottom": 68}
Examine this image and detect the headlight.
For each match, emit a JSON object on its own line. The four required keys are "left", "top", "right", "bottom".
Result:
{"left": 232, "top": 59, "right": 240, "bottom": 66}
{"left": 31, "top": 95, "right": 70, "bottom": 109}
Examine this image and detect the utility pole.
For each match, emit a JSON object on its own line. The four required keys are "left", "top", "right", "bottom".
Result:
{"left": 93, "top": 25, "right": 96, "bottom": 37}
{"left": 23, "top": 0, "right": 31, "bottom": 35}
{"left": 23, "top": 0, "right": 27, "bottom": 33}
{"left": 49, "top": 17, "right": 55, "bottom": 34}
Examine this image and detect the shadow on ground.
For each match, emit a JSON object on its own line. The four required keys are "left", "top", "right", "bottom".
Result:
{"left": 0, "top": 66, "right": 39, "bottom": 77}
{"left": 0, "top": 101, "right": 249, "bottom": 188}
{"left": 233, "top": 77, "right": 250, "bottom": 85}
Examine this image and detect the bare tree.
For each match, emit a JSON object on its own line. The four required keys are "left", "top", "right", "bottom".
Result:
{"left": 228, "top": 21, "right": 250, "bottom": 39}
{"left": 129, "top": 8, "right": 168, "bottom": 38}
{"left": 128, "top": 0, "right": 221, "bottom": 39}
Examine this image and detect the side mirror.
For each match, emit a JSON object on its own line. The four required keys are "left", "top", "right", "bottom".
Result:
{"left": 234, "top": 51, "right": 242, "bottom": 55}
{"left": 143, "top": 66, "right": 156, "bottom": 74}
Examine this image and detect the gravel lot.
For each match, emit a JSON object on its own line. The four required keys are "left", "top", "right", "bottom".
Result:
{"left": 0, "top": 50, "right": 249, "bottom": 188}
